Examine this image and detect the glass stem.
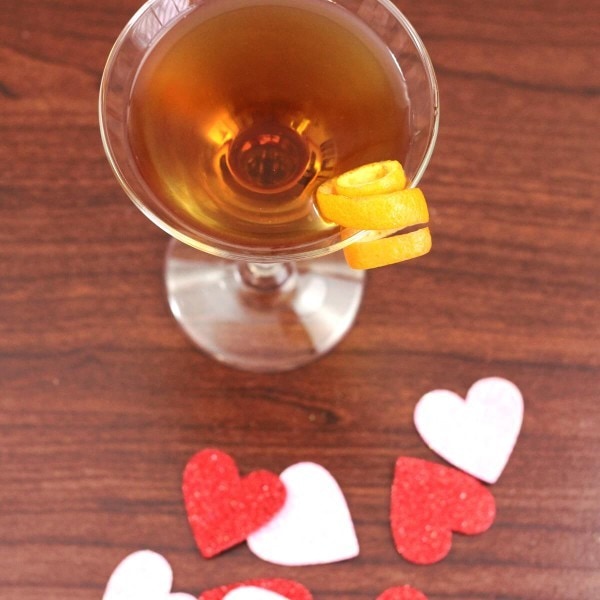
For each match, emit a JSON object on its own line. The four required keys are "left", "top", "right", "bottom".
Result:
{"left": 237, "top": 261, "right": 297, "bottom": 292}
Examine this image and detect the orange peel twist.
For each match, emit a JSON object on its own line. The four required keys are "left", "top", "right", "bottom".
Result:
{"left": 315, "top": 160, "right": 432, "bottom": 270}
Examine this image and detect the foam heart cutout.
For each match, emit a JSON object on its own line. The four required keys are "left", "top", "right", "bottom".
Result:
{"left": 103, "top": 550, "right": 196, "bottom": 600}
{"left": 414, "top": 377, "right": 523, "bottom": 483}
{"left": 376, "top": 586, "right": 428, "bottom": 600}
{"left": 200, "top": 578, "right": 313, "bottom": 600}
{"left": 224, "top": 587, "right": 290, "bottom": 600}
{"left": 183, "top": 448, "right": 286, "bottom": 558}
{"left": 247, "top": 462, "right": 359, "bottom": 565}
{"left": 391, "top": 457, "right": 496, "bottom": 564}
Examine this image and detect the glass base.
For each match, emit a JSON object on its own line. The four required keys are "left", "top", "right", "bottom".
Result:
{"left": 164, "top": 239, "right": 366, "bottom": 372}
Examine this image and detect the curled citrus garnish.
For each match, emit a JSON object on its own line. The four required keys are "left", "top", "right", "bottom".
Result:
{"left": 316, "top": 184, "right": 429, "bottom": 230}
{"left": 315, "top": 160, "right": 432, "bottom": 270}
{"left": 334, "top": 160, "right": 407, "bottom": 196}
{"left": 344, "top": 227, "right": 432, "bottom": 270}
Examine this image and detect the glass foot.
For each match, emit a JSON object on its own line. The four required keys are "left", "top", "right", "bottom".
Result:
{"left": 164, "top": 239, "right": 366, "bottom": 372}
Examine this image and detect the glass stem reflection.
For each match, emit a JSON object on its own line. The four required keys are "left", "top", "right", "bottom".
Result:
{"left": 237, "top": 261, "right": 297, "bottom": 292}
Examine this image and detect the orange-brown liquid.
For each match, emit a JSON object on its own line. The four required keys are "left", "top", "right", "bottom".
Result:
{"left": 128, "top": 0, "right": 410, "bottom": 249}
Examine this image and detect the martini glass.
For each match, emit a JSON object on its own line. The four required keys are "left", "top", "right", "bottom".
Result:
{"left": 99, "top": 0, "right": 438, "bottom": 372}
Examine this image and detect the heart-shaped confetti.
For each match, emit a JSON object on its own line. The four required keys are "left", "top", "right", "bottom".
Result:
{"left": 183, "top": 449, "right": 286, "bottom": 558}
{"left": 200, "top": 579, "right": 313, "bottom": 600}
{"left": 391, "top": 457, "right": 496, "bottom": 564}
{"left": 247, "top": 462, "right": 359, "bottom": 565}
{"left": 414, "top": 377, "right": 523, "bottom": 483}
{"left": 376, "top": 586, "right": 428, "bottom": 600}
{"left": 224, "top": 587, "right": 289, "bottom": 600}
{"left": 103, "top": 550, "right": 196, "bottom": 600}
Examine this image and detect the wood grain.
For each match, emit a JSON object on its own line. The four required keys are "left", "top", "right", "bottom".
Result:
{"left": 1, "top": 1, "right": 599, "bottom": 598}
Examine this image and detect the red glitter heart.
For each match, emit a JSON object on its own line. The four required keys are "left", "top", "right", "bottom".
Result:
{"left": 391, "top": 457, "right": 496, "bottom": 564}
{"left": 199, "top": 578, "right": 313, "bottom": 600}
{"left": 376, "top": 586, "right": 428, "bottom": 600}
{"left": 183, "top": 449, "right": 286, "bottom": 558}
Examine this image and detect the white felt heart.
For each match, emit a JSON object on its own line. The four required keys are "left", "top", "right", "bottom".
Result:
{"left": 247, "top": 462, "right": 359, "bottom": 566}
{"left": 224, "top": 586, "right": 290, "bottom": 600}
{"left": 103, "top": 550, "right": 196, "bottom": 600}
{"left": 414, "top": 377, "right": 524, "bottom": 484}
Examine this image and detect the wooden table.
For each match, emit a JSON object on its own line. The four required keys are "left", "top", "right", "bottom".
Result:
{"left": 1, "top": 1, "right": 599, "bottom": 598}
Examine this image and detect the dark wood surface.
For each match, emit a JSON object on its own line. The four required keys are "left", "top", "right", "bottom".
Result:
{"left": 1, "top": 0, "right": 599, "bottom": 598}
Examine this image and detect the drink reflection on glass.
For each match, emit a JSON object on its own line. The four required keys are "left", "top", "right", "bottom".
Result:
{"left": 99, "top": 0, "right": 439, "bottom": 372}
